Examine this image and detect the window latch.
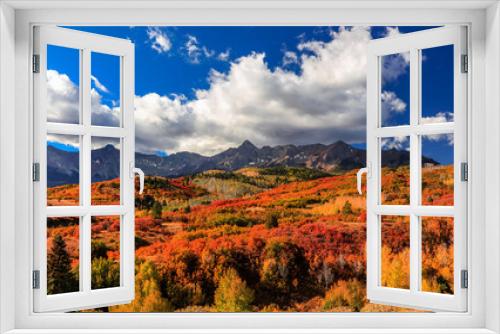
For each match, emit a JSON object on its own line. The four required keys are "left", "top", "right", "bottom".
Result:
{"left": 130, "top": 162, "right": 145, "bottom": 194}
{"left": 356, "top": 162, "right": 371, "bottom": 195}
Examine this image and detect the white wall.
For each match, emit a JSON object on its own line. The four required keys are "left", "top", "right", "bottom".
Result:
{"left": 0, "top": 2, "right": 16, "bottom": 333}
{"left": 485, "top": 1, "right": 500, "bottom": 333}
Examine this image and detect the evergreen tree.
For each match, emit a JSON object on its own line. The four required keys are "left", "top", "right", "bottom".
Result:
{"left": 47, "top": 234, "right": 78, "bottom": 294}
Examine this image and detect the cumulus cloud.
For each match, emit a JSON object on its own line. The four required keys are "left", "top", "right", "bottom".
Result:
{"left": 91, "top": 88, "right": 120, "bottom": 127}
{"left": 381, "top": 136, "right": 410, "bottom": 151}
{"left": 134, "top": 27, "right": 410, "bottom": 155}
{"left": 147, "top": 27, "right": 172, "bottom": 54}
{"left": 47, "top": 70, "right": 80, "bottom": 124}
{"left": 49, "top": 27, "right": 411, "bottom": 156}
{"left": 47, "top": 70, "right": 120, "bottom": 128}
{"left": 381, "top": 90, "right": 407, "bottom": 116}
{"left": 136, "top": 27, "right": 380, "bottom": 155}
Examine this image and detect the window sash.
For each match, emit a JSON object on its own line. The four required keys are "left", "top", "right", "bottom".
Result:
{"left": 32, "top": 26, "right": 136, "bottom": 313}
{"left": 366, "top": 25, "right": 468, "bottom": 312}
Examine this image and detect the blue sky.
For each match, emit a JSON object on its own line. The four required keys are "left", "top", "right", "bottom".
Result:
{"left": 47, "top": 26, "right": 454, "bottom": 164}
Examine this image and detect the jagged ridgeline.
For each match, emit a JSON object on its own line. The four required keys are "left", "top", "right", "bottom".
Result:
{"left": 47, "top": 140, "right": 439, "bottom": 186}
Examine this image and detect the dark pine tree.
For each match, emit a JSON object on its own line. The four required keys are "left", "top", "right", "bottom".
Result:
{"left": 47, "top": 234, "right": 78, "bottom": 294}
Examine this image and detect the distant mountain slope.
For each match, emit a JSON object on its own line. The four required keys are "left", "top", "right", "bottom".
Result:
{"left": 47, "top": 140, "right": 438, "bottom": 186}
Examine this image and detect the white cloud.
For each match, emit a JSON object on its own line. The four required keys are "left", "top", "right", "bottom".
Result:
{"left": 49, "top": 27, "right": 411, "bottom": 157}
{"left": 183, "top": 34, "right": 219, "bottom": 64}
{"left": 147, "top": 27, "right": 172, "bottom": 54}
{"left": 381, "top": 52, "right": 409, "bottom": 82}
{"left": 424, "top": 132, "right": 454, "bottom": 146}
{"left": 421, "top": 111, "right": 454, "bottom": 124}
{"left": 90, "top": 88, "right": 120, "bottom": 127}
{"left": 47, "top": 70, "right": 120, "bottom": 128}
{"left": 381, "top": 90, "right": 406, "bottom": 116}
{"left": 381, "top": 136, "right": 409, "bottom": 151}
{"left": 420, "top": 112, "right": 454, "bottom": 145}
{"left": 135, "top": 27, "right": 381, "bottom": 155}
{"left": 282, "top": 51, "right": 298, "bottom": 66}
{"left": 91, "top": 75, "right": 109, "bottom": 93}
{"left": 47, "top": 70, "right": 79, "bottom": 123}
{"left": 384, "top": 26, "right": 402, "bottom": 39}
{"left": 217, "top": 49, "right": 231, "bottom": 61}
{"left": 184, "top": 35, "right": 202, "bottom": 63}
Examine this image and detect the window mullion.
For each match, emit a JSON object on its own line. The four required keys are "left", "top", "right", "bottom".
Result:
{"left": 409, "top": 48, "right": 421, "bottom": 293}
{"left": 81, "top": 48, "right": 92, "bottom": 293}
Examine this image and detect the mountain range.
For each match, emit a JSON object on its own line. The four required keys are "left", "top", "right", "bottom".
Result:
{"left": 47, "top": 140, "right": 438, "bottom": 187}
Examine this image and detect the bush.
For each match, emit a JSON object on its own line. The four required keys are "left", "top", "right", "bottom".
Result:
{"left": 214, "top": 268, "right": 254, "bottom": 312}
{"left": 209, "top": 214, "right": 257, "bottom": 228}
{"left": 111, "top": 261, "right": 173, "bottom": 312}
{"left": 265, "top": 212, "right": 279, "bottom": 229}
{"left": 91, "top": 241, "right": 109, "bottom": 259}
{"left": 151, "top": 201, "right": 163, "bottom": 219}
{"left": 323, "top": 279, "right": 366, "bottom": 312}
{"left": 342, "top": 201, "right": 353, "bottom": 215}
{"left": 91, "top": 257, "right": 120, "bottom": 290}
{"left": 284, "top": 197, "right": 321, "bottom": 208}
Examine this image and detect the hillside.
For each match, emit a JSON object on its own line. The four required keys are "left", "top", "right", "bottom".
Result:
{"left": 46, "top": 164, "right": 454, "bottom": 312}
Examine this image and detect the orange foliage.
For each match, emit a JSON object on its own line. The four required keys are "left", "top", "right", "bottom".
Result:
{"left": 47, "top": 164, "right": 454, "bottom": 312}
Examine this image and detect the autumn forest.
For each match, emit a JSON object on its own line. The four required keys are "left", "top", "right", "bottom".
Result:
{"left": 45, "top": 153, "right": 454, "bottom": 313}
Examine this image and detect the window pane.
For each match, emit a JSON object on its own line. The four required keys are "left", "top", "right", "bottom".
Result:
{"left": 47, "top": 216, "right": 80, "bottom": 294}
{"left": 421, "top": 45, "right": 454, "bottom": 124}
{"left": 91, "top": 52, "right": 121, "bottom": 127}
{"left": 91, "top": 216, "right": 121, "bottom": 290}
{"left": 47, "top": 45, "right": 80, "bottom": 124}
{"left": 381, "top": 215, "right": 410, "bottom": 289}
{"left": 380, "top": 136, "right": 410, "bottom": 205}
{"left": 47, "top": 134, "right": 80, "bottom": 206}
{"left": 421, "top": 134, "right": 454, "bottom": 206}
{"left": 380, "top": 52, "right": 410, "bottom": 127}
{"left": 421, "top": 217, "right": 454, "bottom": 294}
{"left": 91, "top": 137, "right": 121, "bottom": 205}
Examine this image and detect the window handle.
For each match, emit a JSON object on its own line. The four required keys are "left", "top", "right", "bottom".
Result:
{"left": 357, "top": 166, "right": 368, "bottom": 195}
{"left": 130, "top": 162, "right": 145, "bottom": 194}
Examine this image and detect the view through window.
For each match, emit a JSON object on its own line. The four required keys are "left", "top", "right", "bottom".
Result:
{"left": 45, "top": 26, "right": 455, "bottom": 312}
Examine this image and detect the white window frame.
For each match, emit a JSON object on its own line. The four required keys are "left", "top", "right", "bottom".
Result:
{"left": 0, "top": 1, "right": 499, "bottom": 333}
{"left": 32, "top": 26, "right": 136, "bottom": 312}
{"left": 365, "top": 26, "right": 468, "bottom": 312}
